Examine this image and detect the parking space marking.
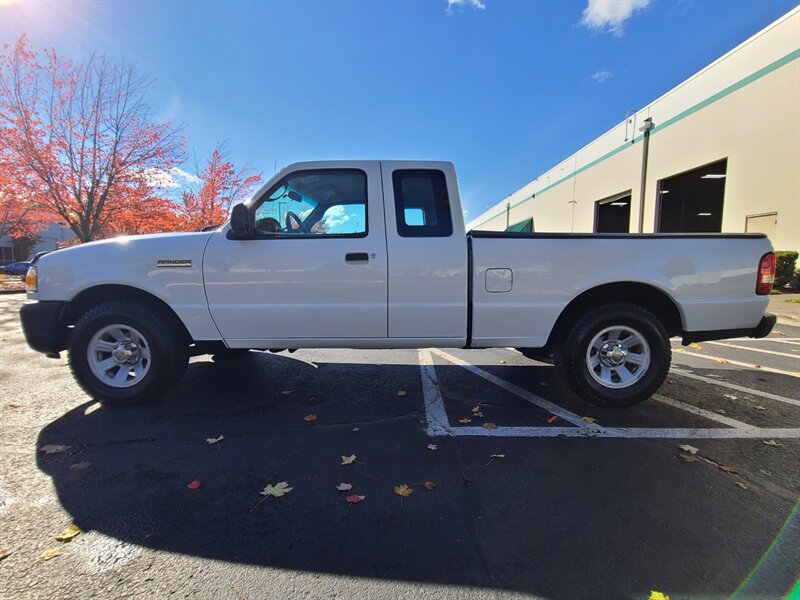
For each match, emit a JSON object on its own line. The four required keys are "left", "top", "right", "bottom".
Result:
{"left": 727, "top": 337, "right": 800, "bottom": 345}
{"left": 705, "top": 340, "right": 800, "bottom": 359}
{"left": 669, "top": 368, "right": 800, "bottom": 408}
{"left": 420, "top": 350, "right": 800, "bottom": 440}
{"left": 675, "top": 350, "right": 800, "bottom": 378}
{"left": 428, "top": 349, "right": 596, "bottom": 430}
{"left": 652, "top": 394, "right": 759, "bottom": 430}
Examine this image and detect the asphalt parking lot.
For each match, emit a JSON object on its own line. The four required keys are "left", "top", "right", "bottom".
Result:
{"left": 1, "top": 293, "right": 798, "bottom": 600}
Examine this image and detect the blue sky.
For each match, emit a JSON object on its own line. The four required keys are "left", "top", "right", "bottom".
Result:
{"left": 1, "top": 0, "right": 797, "bottom": 220}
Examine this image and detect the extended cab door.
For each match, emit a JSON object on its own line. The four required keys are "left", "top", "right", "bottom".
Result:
{"left": 381, "top": 161, "right": 468, "bottom": 344}
{"left": 203, "top": 161, "right": 388, "bottom": 347}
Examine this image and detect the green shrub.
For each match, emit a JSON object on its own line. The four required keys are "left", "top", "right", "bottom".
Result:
{"left": 774, "top": 250, "right": 798, "bottom": 288}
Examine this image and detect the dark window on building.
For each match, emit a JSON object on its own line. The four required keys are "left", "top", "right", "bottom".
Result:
{"left": 392, "top": 170, "right": 453, "bottom": 237}
{"left": 657, "top": 159, "right": 727, "bottom": 233}
{"left": 595, "top": 193, "right": 631, "bottom": 233}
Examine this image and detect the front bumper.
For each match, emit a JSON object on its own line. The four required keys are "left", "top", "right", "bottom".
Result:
{"left": 19, "top": 301, "right": 67, "bottom": 356}
{"left": 682, "top": 313, "right": 777, "bottom": 345}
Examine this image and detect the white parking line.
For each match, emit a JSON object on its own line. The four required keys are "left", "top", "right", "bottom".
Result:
{"left": 705, "top": 340, "right": 800, "bottom": 359}
{"left": 419, "top": 349, "right": 800, "bottom": 439}
{"left": 675, "top": 350, "right": 800, "bottom": 378}
{"left": 669, "top": 367, "right": 800, "bottom": 408}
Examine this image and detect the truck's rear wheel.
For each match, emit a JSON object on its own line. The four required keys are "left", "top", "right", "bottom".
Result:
{"left": 553, "top": 302, "right": 670, "bottom": 408}
{"left": 68, "top": 301, "right": 188, "bottom": 406}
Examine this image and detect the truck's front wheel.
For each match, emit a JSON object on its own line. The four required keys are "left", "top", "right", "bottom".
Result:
{"left": 554, "top": 302, "right": 671, "bottom": 408}
{"left": 68, "top": 301, "right": 188, "bottom": 406}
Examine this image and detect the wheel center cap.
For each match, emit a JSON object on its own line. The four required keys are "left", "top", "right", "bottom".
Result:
{"left": 599, "top": 342, "right": 627, "bottom": 367}
{"left": 112, "top": 342, "right": 140, "bottom": 365}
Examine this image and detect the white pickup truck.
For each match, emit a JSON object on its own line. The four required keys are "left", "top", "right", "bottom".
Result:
{"left": 21, "top": 161, "right": 777, "bottom": 407}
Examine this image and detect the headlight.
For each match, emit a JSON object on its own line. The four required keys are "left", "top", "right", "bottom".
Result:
{"left": 25, "top": 266, "right": 38, "bottom": 293}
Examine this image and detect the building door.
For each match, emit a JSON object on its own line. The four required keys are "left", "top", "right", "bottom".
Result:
{"left": 595, "top": 193, "right": 631, "bottom": 233}
{"left": 746, "top": 212, "right": 777, "bottom": 240}
{"left": 657, "top": 159, "right": 727, "bottom": 233}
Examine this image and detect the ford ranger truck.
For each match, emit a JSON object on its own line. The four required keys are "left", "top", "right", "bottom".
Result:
{"left": 20, "top": 161, "right": 777, "bottom": 407}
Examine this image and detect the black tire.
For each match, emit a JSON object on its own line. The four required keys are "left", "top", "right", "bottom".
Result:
{"left": 68, "top": 301, "right": 189, "bottom": 406}
{"left": 553, "top": 302, "right": 671, "bottom": 408}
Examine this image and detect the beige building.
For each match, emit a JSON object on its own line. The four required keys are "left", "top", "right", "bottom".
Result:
{"left": 468, "top": 7, "right": 800, "bottom": 253}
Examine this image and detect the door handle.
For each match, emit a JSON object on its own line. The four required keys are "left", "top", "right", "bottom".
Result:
{"left": 345, "top": 252, "right": 369, "bottom": 262}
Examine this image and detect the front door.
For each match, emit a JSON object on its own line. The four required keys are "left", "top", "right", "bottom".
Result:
{"left": 203, "top": 162, "right": 388, "bottom": 346}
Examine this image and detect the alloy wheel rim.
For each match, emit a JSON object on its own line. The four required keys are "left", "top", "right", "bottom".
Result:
{"left": 585, "top": 325, "right": 650, "bottom": 389}
{"left": 87, "top": 324, "right": 152, "bottom": 388}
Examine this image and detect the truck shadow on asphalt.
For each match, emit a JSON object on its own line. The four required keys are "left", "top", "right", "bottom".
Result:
{"left": 35, "top": 352, "right": 799, "bottom": 599}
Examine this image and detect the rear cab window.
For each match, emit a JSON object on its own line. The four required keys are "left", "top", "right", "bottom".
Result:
{"left": 392, "top": 170, "right": 453, "bottom": 237}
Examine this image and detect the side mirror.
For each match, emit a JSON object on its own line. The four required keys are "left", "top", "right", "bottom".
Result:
{"left": 229, "top": 203, "right": 252, "bottom": 239}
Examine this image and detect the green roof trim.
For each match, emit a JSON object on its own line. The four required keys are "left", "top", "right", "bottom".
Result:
{"left": 505, "top": 217, "right": 534, "bottom": 232}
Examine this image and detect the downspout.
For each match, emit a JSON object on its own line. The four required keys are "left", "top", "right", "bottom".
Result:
{"left": 637, "top": 117, "right": 654, "bottom": 233}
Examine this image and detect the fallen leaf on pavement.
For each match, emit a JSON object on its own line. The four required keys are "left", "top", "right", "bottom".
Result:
{"left": 396, "top": 390, "right": 407, "bottom": 397}
{"left": 716, "top": 359, "right": 728, "bottom": 364}
{"left": 427, "top": 444, "right": 438, "bottom": 451}
{"left": 487, "top": 453, "right": 506, "bottom": 464}
{"left": 547, "top": 415, "right": 559, "bottom": 424}
{"left": 458, "top": 418, "right": 472, "bottom": 424}
{"left": 4, "top": 403, "right": 20, "bottom": 409}
{"left": 673, "top": 348, "right": 686, "bottom": 353}
{"left": 281, "top": 390, "right": 293, "bottom": 395}
{"left": 260, "top": 482, "right": 293, "bottom": 498}
{"left": 336, "top": 483, "right": 352, "bottom": 491}
{"left": 689, "top": 343, "right": 703, "bottom": 350}
{"left": 346, "top": 494, "right": 365, "bottom": 504}
{"left": 39, "top": 445, "right": 71, "bottom": 455}
{"left": 187, "top": 480, "right": 201, "bottom": 490}
{"left": 762, "top": 440, "right": 782, "bottom": 447}
{"left": 55, "top": 524, "right": 81, "bottom": 542}
{"left": 649, "top": 592, "right": 670, "bottom": 600}
{"left": 718, "top": 465, "right": 738, "bottom": 474}
{"left": 760, "top": 469, "right": 773, "bottom": 476}
{"left": 772, "top": 329, "right": 785, "bottom": 336}
{"left": 352, "top": 427, "right": 360, "bottom": 432}
{"left": 423, "top": 481, "right": 436, "bottom": 491}
{"left": 754, "top": 405, "right": 766, "bottom": 411}
{"left": 758, "top": 377, "right": 767, "bottom": 382}
{"left": 69, "top": 461, "right": 90, "bottom": 471}
{"left": 0, "top": 549, "right": 12, "bottom": 561}
{"left": 482, "top": 422, "right": 498, "bottom": 430}
{"left": 753, "top": 364, "right": 762, "bottom": 369}
{"left": 394, "top": 484, "right": 413, "bottom": 497}
{"left": 735, "top": 481, "right": 749, "bottom": 490}
{"left": 499, "top": 359, "right": 506, "bottom": 364}
{"left": 678, "top": 444, "right": 699, "bottom": 455}
{"left": 676, "top": 453, "right": 700, "bottom": 463}
{"left": 723, "top": 394, "right": 738, "bottom": 400}
{"left": 581, "top": 416, "right": 597, "bottom": 424}
{"left": 38, "top": 547, "right": 62, "bottom": 561}
{"left": 303, "top": 414, "right": 318, "bottom": 422}
{"left": 341, "top": 454, "right": 357, "bottom": 465}
{"left": 205, "top": 435, "right": 224, "bottom": 445}
{"left": 471, "top": 405, "right": 484, "bottom": 418}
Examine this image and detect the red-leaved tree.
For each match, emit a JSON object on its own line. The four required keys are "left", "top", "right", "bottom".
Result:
{"left": 179, "top": 145, "right": 262, "bottom": 231}
{"left": 0, "top": 36, "right": 186, "bottom": 242}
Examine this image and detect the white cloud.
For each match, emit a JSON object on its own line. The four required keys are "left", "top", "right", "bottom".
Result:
{"left": 321, "top": 205, "right": 353, "bottom": 228}
{"left": 580, "top": 0, "right": 650, "bottom": 36}
{"left": 144, "top": 167, "right": 201, "bottom": 190}
{"left": 592, "top": 69, "right": 613, "bottom": 83}
{"left": 446, "top": 0, "right": 486, "bottom": 14}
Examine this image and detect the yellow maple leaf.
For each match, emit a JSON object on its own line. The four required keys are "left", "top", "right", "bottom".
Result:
{"left": 259, "top": 482, "right": 293, "bottom": 498}
{"left": 689, "top": 343, "right": 703, "bottom": 350}
{"left": 394, "top": 484, "right": 413, "bottom": 497}
{"left": 341, "top": 454, "right": 357, "bottom": 465}
{"left": 458, "top": 417, "right": 472, "bottom": 424}
{"left": 55, "top": 523, "right": 81, "bottom": 542}
{"left": 581, "top": 416, "right": 597, "bottom": 424}
{"left": 649, "top": 592, "right": 670, "bottom": 600}
{"left": 39, "top": 547, "right": 62, "bottom": 561}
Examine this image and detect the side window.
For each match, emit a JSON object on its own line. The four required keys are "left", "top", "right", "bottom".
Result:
{"left": 253, "top": 169, "right": 368, "bottom": 237}
{"left": 392, "top": 170, "right": 453, "bottom": 237}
